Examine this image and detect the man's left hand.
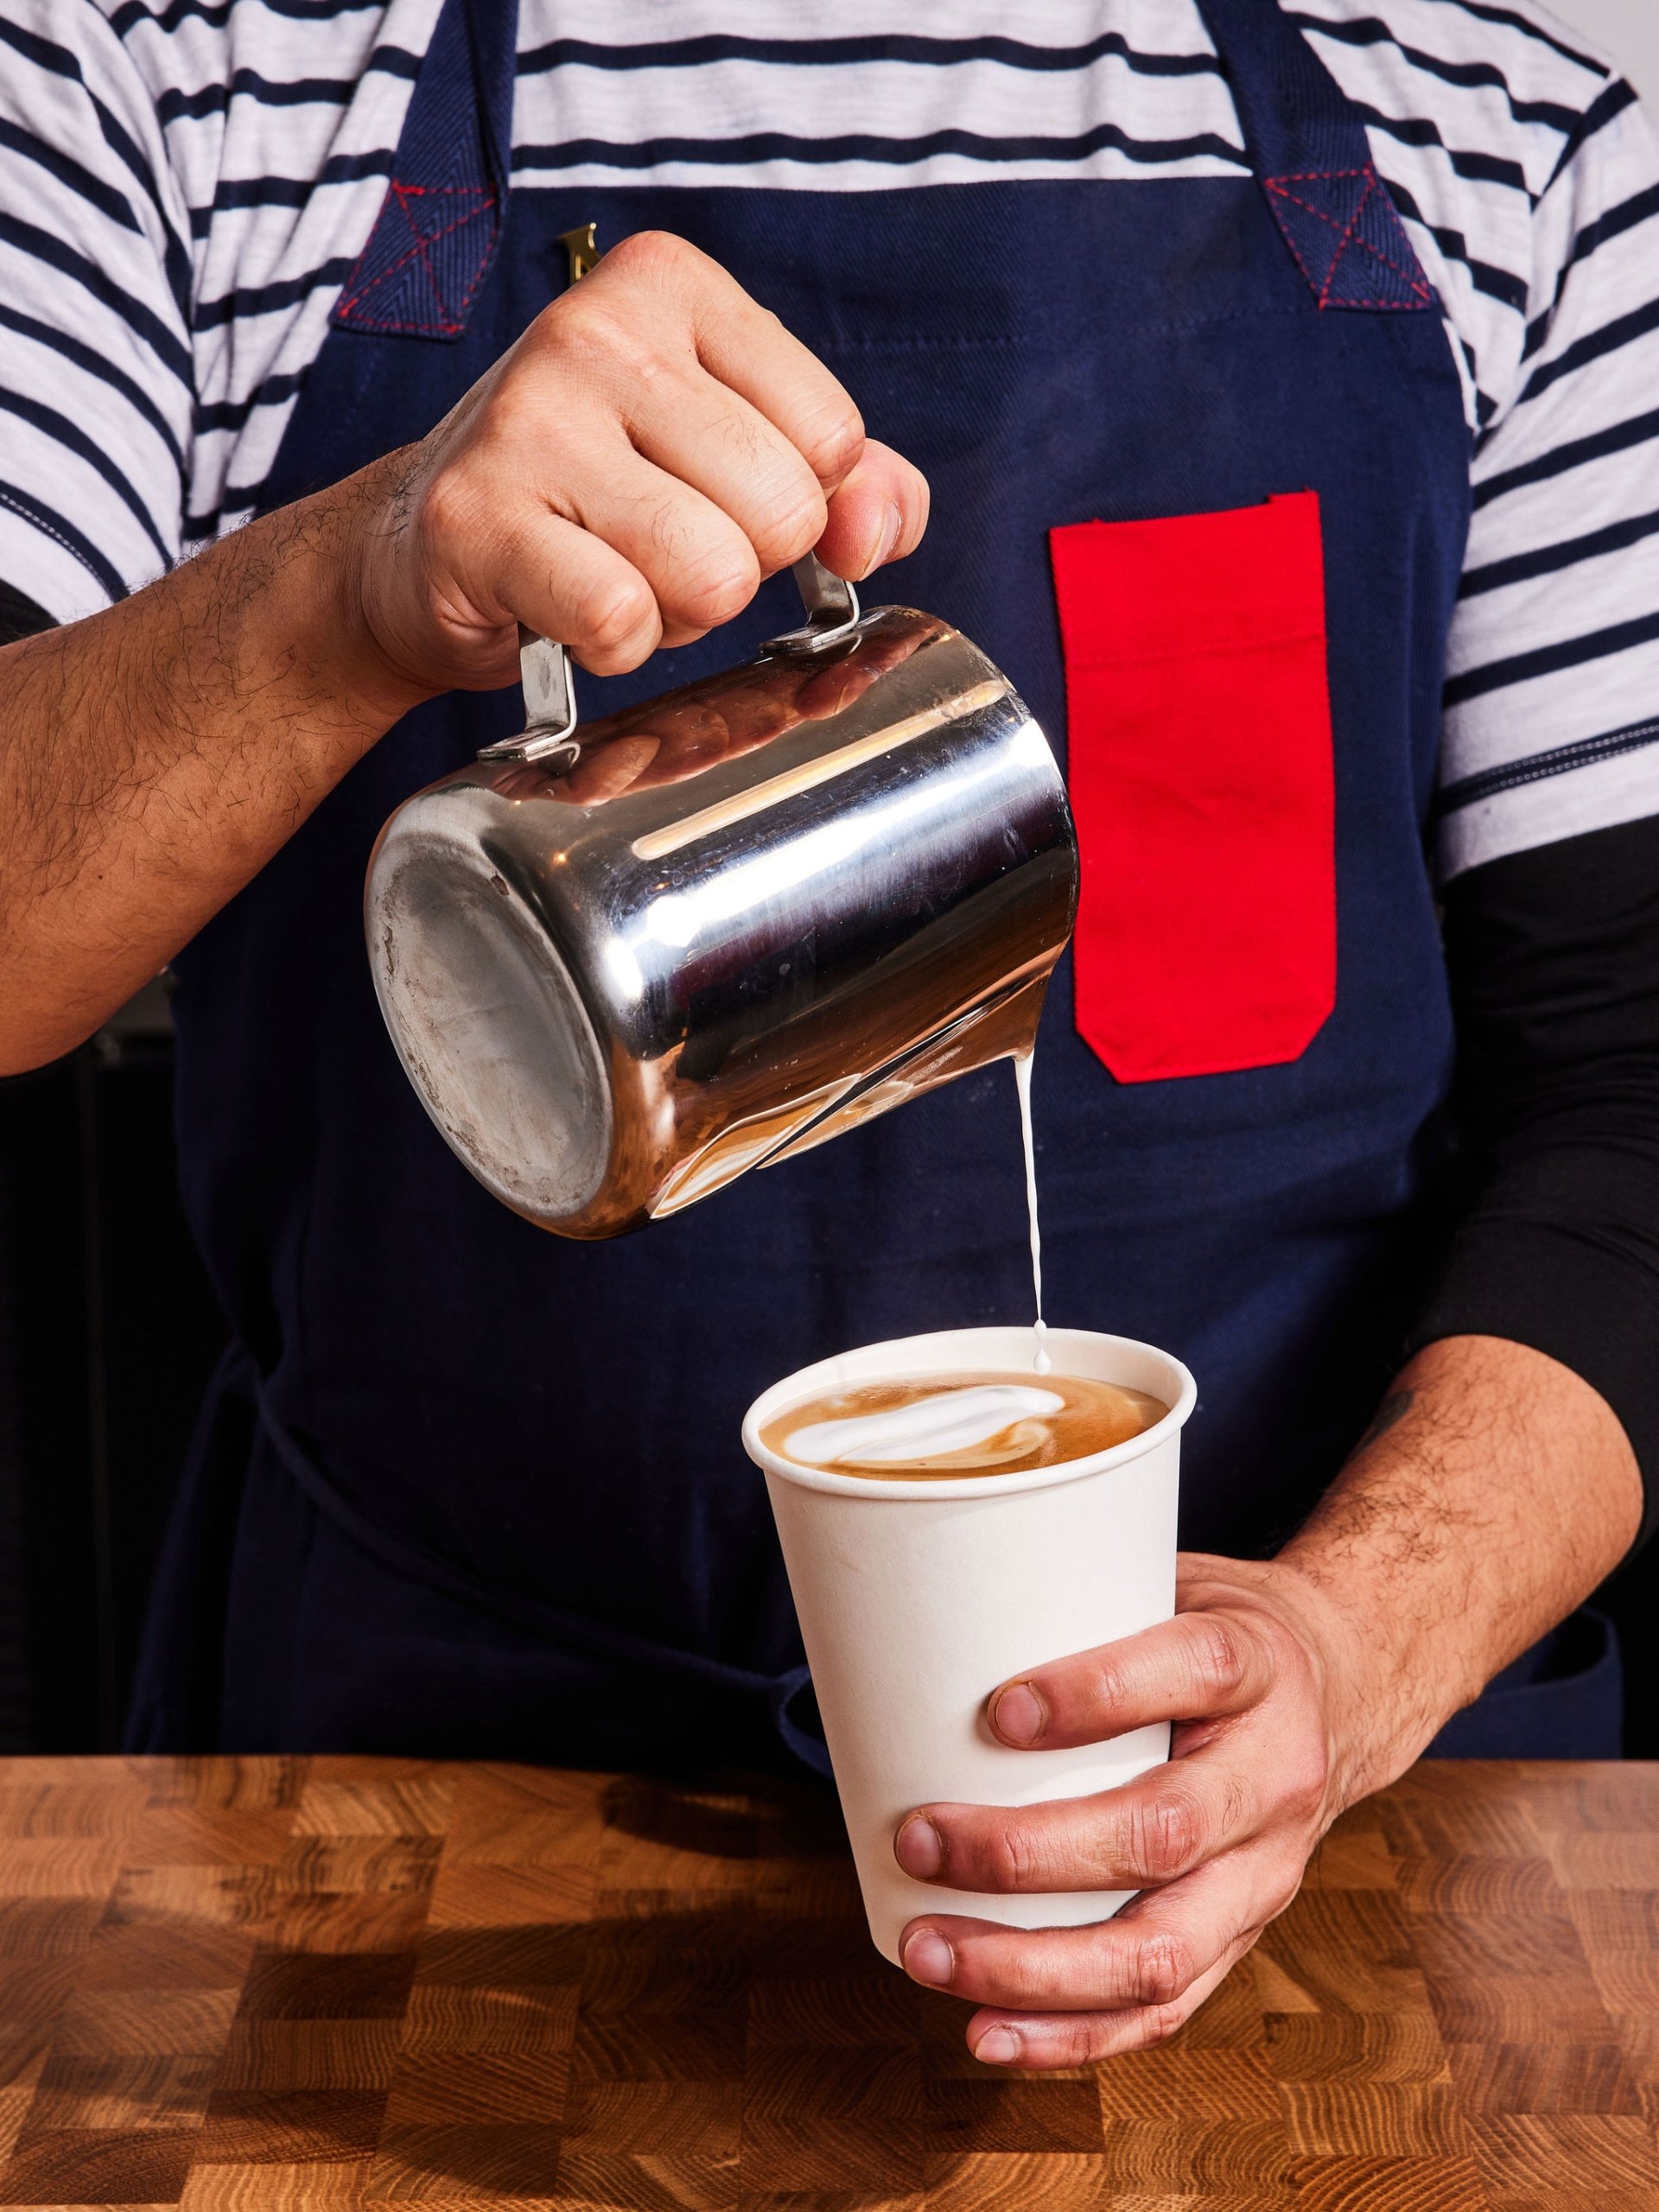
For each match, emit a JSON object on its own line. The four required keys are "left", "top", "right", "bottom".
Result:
{"left": 891, "top": 1337, "right": 1643, "bottom": 2071}
{"left": 893, "top": 1554, "right": 1363, "bottom": 2069}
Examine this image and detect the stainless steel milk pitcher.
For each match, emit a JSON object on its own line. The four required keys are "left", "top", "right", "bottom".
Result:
{"left": 365, "top": 556, "right": 1078, "bottom": 1238}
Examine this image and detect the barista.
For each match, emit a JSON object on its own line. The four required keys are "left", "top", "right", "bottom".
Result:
{"left": 2, "top": 0, "right": 1656, "bottom": 2069}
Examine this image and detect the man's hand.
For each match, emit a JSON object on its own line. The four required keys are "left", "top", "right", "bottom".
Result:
{"left": 0, "top": 230, "right": 926, "bottom": 1071}
{"left": 893, "top": 1554, "right": 1353, "bottom": 2069}
{"left": 893, "top": 1336, "right": 1642, "bottom": 2070}
{"left": 352, "top": 230, "right": 927, "bottom": 697}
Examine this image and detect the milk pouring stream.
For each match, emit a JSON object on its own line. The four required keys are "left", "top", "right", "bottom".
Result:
{"left": 1015, "top": 1051, "right": 1050, "bottom": 1376}
{"left": 763, "top": 1050, "right": 1060, "bottom": 1474}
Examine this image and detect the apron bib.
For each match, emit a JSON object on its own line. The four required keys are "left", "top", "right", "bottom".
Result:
{"left": 130, "top": 0, "right": 1599, "bottom": 1762}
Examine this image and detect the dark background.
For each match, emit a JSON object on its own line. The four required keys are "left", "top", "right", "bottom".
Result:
{"left": 0, "top": 986, "right": 226, "bottom": 1751}
{"left": 0, "top": 1001, "right": 1654, "bottom": 1756}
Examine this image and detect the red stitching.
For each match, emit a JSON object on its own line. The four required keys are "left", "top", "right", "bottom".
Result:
{"left": 1263, "top": 167, "right": 1433, "bottom": 306}
{"left": 394, "top": 184, "right": 454, "bottom": 326}
{"left": 338, "top": 316, "right": 469, "bottom": 334}
{"left": 1269, "top": 188, "right": 1432, "bottom": 300}
{"left": 336, "top": 189, "right": 493, "bottom": 315}
{"left": 335, "top": 183, "right": 498, "bottom": 332}
{"left": 1319, "top": 168, "right": 1373, "bottom": 310}
{"left": 1268, "top": 181, "right": 1422, "bottom": 257}
{"left": 338, "top": 188, "right": 492, "bottom": 304}
{"left": 1265, "top": 168, "right": 1433, "bottom": 297}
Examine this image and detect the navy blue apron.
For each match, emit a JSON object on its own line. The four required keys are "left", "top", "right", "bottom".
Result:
{"left": 129, "top": 0, "right": 1618, "bottom": 1763}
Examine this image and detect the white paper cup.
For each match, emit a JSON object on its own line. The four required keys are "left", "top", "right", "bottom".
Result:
{"left": 743, "top": 1325, "right": 1196, "bottom": 1964}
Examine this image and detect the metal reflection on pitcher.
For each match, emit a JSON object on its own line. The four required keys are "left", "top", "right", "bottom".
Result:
{"left": 365, "top": 555, "right": 1079, "bottom": 1239}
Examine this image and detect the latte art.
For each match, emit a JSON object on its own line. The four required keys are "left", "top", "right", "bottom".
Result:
{"left": 764, "top": 1370, "right": 1167, "bottom": 1479}
{"left": 784, "top": 1384, "right": 1065, "bottom": 1469}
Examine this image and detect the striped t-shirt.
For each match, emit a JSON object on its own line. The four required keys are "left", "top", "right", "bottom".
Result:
{"left": 2, "top": 0, "right": 1657, "bottom": 880}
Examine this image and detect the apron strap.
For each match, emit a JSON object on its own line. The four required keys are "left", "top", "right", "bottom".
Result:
{"left": 1194, "top": 0, "right": 1434, "bottom": 314}
{"left": 333, "top": 0, "right": 519, "bottom": 341}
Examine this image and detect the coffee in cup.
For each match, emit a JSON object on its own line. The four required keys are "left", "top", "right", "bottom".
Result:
{"left": 761, "top": 1370, "right": 1167, "bottom": 1478}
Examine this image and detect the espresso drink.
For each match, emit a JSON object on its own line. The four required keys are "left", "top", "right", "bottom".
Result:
{"left": 761, "top": 1370, "right": 1167, "bottom": 1479}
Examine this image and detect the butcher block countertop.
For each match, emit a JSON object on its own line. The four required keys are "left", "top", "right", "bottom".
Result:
{"left": 0, "top": 1758, "right": 1649, "bottom": 2209}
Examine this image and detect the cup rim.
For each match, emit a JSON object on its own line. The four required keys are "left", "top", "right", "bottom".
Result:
{"left": 741, "top": 1325, "right": 1196, "bottom": 1501}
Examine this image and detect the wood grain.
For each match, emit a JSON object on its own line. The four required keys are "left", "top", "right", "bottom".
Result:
{"left": 0, "top": 1758, "right": 1643, "bottom": 2207}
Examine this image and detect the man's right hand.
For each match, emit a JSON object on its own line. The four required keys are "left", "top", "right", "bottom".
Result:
{"left": 0, "top": 230, "right": 927, "bottom": 1072}
{"left": 351, "top": 230, "right": 930, "bottom": 699}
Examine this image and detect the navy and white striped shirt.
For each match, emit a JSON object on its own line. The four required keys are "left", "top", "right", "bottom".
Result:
{"left": 2, "top": 0, "right": 1657, "bottom": 880}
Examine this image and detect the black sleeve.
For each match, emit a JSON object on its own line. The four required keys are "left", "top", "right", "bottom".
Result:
{"left": 1408, "top": 813, "right": 1659, "bottom": 1549}
{"left": 0, "top": 582, "right": 54, "bottom": 645}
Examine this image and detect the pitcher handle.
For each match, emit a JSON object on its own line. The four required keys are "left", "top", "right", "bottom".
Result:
{"left": 477, "top": 553, "right": 861, "bottom": 766}
{"left": 761, "top": 552, "right": 861, "bottom": 653}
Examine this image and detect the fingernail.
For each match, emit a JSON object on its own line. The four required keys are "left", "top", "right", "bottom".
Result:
{"left": 861, "top": 499, "right": 902, "bottom": 578}
{"left": 901, "top": 1928, "right": 955, "bottom": 1987}
{"left": 974, "top": 2026, "right": 1021, "bottom": 2066}
{"left": 898, "top": 1814, "right": 946, "bottom": 1885}
{"left": 992, "top": 1681, "right": 1046, "bottom": 1746}
{"left": 895, "top": 1814, "right": 944, "bottom": 1878}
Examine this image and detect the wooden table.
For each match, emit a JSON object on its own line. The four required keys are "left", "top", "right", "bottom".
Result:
{"left": 0, "top": 1758, "right": 1649, "bottom": 2209}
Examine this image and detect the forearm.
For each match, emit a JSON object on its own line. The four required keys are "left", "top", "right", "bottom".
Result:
{"left": 0, "top": 238, "right": 929, "bottom": 1078}
{"left": 1278, "top": 1332, "right": 1643, "bottom": 1803}
{"left": 0, "top": 454, "right": 426, "bottom": 1072}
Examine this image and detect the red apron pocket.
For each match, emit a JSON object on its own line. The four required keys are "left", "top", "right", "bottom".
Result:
{"left": 1050, "top": 493, "right": 1337, "bottom": 1084}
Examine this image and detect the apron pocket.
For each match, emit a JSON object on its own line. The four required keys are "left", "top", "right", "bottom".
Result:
{"left": 1050, "top": 492, "right": 1337, "bottom": 1083}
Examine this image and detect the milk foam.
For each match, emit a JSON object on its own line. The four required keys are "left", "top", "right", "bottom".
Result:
{"left": 784, "top": 1383, "right": 1065, "bottom": 1468}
